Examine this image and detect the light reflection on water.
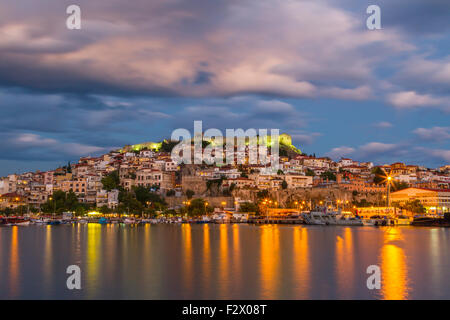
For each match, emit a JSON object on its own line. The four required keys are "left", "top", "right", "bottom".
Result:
{"left": 0, "top": 224, "right": 449, "bottom": 299}
{"left": 380, "top": 228, "right": 409, "bottom": 300}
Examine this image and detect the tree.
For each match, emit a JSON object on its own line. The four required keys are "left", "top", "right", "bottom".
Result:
{"left": 160, "top": 140, "right": 180, "bottom": 153}
{"left": 277, "top": 169, "right": 284, "bottom": 175}
{"left": 185, "top": 189, "right": 195, "bottom": 199}
{"left": 392, "top": 181, "right": 409, "bottom": 191}
{"left": 281, "top": 180, "right": 288, "bottom": 189}
{"left": 117, "top": 190, "right": 144, "bottom": 215}
{"left": 166, "top": 189, "right": 176, "bottom": 196}
{"left": 320, "top": 171, "right": 336, "bottom": 181}
{"left": 41, "top": 190, "right": 82, "bottom": 214}
{"left": 393, "top": 199, "right": 426, "bottom": 214}
{"left": 372, "top": 167, "right": 385, "bottom": 185}
{"left": 186, "top": 198, "right": 211, "bottom": 217}
{"left": 101, "top": 170, "right": 120, "bottom": 191}
{"left": 239, "top": 202, "right": 259, "bottom": 214}
{"left": 305, "top": 169, "right": 315, "bottom": 176}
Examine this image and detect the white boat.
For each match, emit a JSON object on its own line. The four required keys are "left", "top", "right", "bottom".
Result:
{"left": 123, "top": 218, "right": 136, "bottom": 224}
{"left": 303, "top": 208, "right": 363, "bottom": 226}
{"left": 335, "top": 215, "right": 363, "bottom": 226}
{"left": 302, "top": 211, "right": 328, "bottom": 225}
{"left": 78, "top": 219, "right": 88, "bottom": 224}
{"left": 362, "top": 219, "right": 376, "bottom": 226}
{"left": 15, "top": 221, "right": 31, "bottom": 226}
{"left": 365, "top": 216, "right": 388, "bottom": 226}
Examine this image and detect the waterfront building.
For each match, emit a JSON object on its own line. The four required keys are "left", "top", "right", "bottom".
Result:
{"left": 390, "top": 187, "right": 450, "bottom": 214}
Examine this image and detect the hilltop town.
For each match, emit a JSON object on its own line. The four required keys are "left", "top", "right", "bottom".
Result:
{"left": 0, "top": 134, "right": 449, "bottom": 216}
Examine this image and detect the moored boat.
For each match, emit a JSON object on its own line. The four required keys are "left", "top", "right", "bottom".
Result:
{"left": 123, "top": 217, "right": 136, "bottom": 224}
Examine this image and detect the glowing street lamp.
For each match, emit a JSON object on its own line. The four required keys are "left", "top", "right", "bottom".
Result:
{"left": 386, "top": 175, "right": 393, "bottom": 207}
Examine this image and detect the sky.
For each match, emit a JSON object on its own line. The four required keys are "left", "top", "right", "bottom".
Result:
{"left": 0, "top": 0, "right": 449, "bottom": 176}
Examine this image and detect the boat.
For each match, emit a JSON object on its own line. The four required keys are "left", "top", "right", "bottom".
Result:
{"left": 98, "top": 217, "right": 109, "bottom": 225}
{"left": 302, "top": 211, "right": 327, "bottom": 225}
{"left": 48, "top": 219, "right": 62, "bottom": 225}
{"left": 302, "top": 207, "right": 363, "bottom": 226}
{"left": 3, "top": 217, "right": 32, "bottom": 226}
{"left": 393, "top": 215, "right": 412, "bottom": 226}
{"left": 365, "top": 215, "right": 388, "bottom": 226}
{"left": 33, "top": 218, "right": 48, "bottom": 225}
{"left": 335, "top": 214, "right": 363, "bottom": 226}
{"left": 362, "top": 219, "right": 376, "bottom": 226}
{"left": 15, "top": 220, "right": 31, "bottom": 226}
{"left": 123, "top": 217, "right": 136, "bottom": 224}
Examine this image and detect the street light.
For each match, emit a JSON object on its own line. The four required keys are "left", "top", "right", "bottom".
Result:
{"left": 386, "top": 176, "right": 392, "bottom": 208}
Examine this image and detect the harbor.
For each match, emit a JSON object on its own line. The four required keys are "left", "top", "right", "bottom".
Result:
{"left": 1, "top": 223, "right": 449, "bottom": 300}
{"left": 1, "top": 206, "right": 449, "bottom": 227}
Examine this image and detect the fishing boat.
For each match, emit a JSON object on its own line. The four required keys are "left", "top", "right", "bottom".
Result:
{"left": 3, "top": 217, "right": 31, "bottom": 226}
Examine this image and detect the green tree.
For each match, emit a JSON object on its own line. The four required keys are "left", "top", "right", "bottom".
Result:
{"left": 281, "top": 180, "right": 288, "bottom": 189}
{"left": 160, "top": 140, "right": 180, "bottom": 153}
{"left": 239, "top": 202, "right": 259, "bottom": 213}
{"left": 392, "top": 181, "right": 409, "bottom": 191}
{"left": 186, "top": 198, "right": 211, "bottom": 216}
{"left": 392, "top": 199, "right": 426, "bottom": 214}
{"left": 41, "top": 190, "right": 81, "bottom": 214}
{"left": 320, "top": 171, "right": 336, "bottom": 181}
{"left": 305, "top": 168, "right": 315, "bottom": 176}
{"left": 372, "top": 167, "right": 385, "bottom": 185}
{"left": 101, "top": 170, "right": 120, "bottom": 191}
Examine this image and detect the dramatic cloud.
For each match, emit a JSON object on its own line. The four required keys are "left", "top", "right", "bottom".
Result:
{"left": 0, "top": 0, "right": 449, "bottom": 174}
{"left": 0, "top": 0, "right": 412, "bottom": 99}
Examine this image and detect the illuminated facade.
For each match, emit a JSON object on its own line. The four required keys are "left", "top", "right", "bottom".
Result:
{"left": 390, "top": 187, "right": 450, "bottom": 214}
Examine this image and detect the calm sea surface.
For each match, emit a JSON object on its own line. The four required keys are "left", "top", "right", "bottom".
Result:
{"left": 0, "top": 224, "right": 449, "bottom": 299}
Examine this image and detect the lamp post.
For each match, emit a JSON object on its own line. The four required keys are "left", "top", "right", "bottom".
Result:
{"left": 49, "top": 196, "right": 56, "bottom": 217}
{"left": 387, "top": 176, "right": 392, "bottom": 208}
